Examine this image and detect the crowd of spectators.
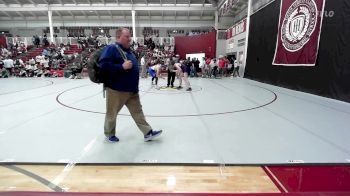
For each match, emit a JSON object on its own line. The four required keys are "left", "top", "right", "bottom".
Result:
{"left": 1, "top": 31, "right": 240, "bottom": 80}
{"left": 0, "top": 35, "right": 100, "bottom": 79}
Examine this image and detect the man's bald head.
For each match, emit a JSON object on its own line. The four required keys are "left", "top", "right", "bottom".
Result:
{"left": 116, "top": 27, "right": 131, "bottom": 49}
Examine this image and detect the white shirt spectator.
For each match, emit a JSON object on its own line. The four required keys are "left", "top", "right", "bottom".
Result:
{"left": 234, "top": 60, "right": 238, "bottom": 68}
{"left": 26, "top": 64, "right": 37, "bottom": 70}
{"left": 29, "top": 58, "right": 36, "bottom": 65}
{"left": 165, "top": 58, "right": 170, "bottom": 66}
{"left": 3, "top": 59, "right": 14, "bottom": 68}
{"left": 35, "top": 55, "right": 43, "bottom": 63}
{"left": 141, "top": 57, "right": 145, "bottom": 66}
{"left": 209, "top": 60, "right": 216, "bottom": 68}
{"left": 40, "top": 59, "right": 49, "bottom": 68}
{"left": 61, "top": 48, "right": 65, "bottom": 56}
{"left": 199, "top": 60, "right": 205, "bottom": 68}
{"left": 1, "top": 48, "right": 9, "bottom": 56}
{"left": 14, "top": 59, "right": 24, "bottom": 67}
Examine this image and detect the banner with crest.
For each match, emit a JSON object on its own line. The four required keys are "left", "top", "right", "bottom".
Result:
{"left": 273, "top": 0, "right": 325, "bottom": 66}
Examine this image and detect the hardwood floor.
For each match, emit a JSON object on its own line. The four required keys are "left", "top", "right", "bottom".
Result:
{"left": 0, "top": 165, "right": 280, "bottom": 193}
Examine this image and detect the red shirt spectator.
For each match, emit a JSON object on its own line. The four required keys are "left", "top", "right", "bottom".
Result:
{"left": 218, "top": 58, "right": 225, "bottom": 68}
{"left": 205, "top": 58, "right": 211, "bottom": 65}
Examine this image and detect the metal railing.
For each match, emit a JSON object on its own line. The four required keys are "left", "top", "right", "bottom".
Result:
{"left": 6, "top": 36, "right": 175, "bottom": 47}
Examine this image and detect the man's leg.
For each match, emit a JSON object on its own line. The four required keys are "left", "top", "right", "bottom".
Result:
{"left": 178, "top": 72, "right": 183, "bottom": 87}
{"left": 104, "top": 88, "right": 129, "bottom": 137}
{"left": 125, "top": 93, "right": 152, "bottom": 136}
{"left": 141, "top": 65, "right": 144, "bottom": 78}
{"left": 184, "top": 73, "right": 191, "bottom": 88}
{"left": 233, "top": 68, "right": 238, "bottom": 77}
{"left": 167, "top": 70, "right": 171, "bottom": 87}
{"left": 143, "top": 65, "right": 148, "bottom": 78}
{"left": 6, "top": 68, "right": 12, "bottom": 77}
{"left": 171, "top": 72, "right": 175, "bottom": 87}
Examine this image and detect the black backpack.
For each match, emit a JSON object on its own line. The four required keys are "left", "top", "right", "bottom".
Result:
{"left": 87, "top": 45, "right": 128, "bottom": 84}
{"left": 87, "top": 48, "right": 104, "bottom": 83}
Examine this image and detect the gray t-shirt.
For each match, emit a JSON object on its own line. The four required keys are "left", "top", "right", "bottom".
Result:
{"left": 167, "top": 60, "right": 176, "bottom": 72}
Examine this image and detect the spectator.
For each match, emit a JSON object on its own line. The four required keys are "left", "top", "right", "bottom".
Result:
{"left": 41, "top": 57, "right": 50, "bottom": 69}
{"left": 0, "top": 67, "right": 9, "bottom": 78}
{"left": 1, "top": 47, "right": 9, "bottom": 57}
{"left": 199, "top": 57, "right": 205, "bottom": 77}
{"left": 203, "top": 57, "right": 211, "bottom": 78}
{"left": 14, "top": 58, "right": 24, "bottom": 68}
{"left": 29, "top": 57, "right": 36, "bottom": 65}
{"left": 35, "top": 36, "right": 40, "bottom": 47}
{"left": 0, "top": 57, "right": 4, "bottom": 68}
{"left": 3, "top": 57, "right": 14, "bottom": 76}
{"left": 210, "top": 58, "right": 217, "bottom": 78}
{"left": 233, "top": 58, "right": 240, "bottom": 78}
{"left": 218, "top": 55, "right": 226, "bottom": 77}
{"left": 42, "top": 48, "right": 49, "bottom": 56}
{"left": 193, "top": 58, "right": 200, "bottom": 77}
{"left": 140, "top": 55, "right": 147, "bottom": 78}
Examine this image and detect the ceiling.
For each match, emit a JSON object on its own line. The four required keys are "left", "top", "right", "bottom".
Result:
{"left": 0, "top": 0, "right": 218, "bottom": 21}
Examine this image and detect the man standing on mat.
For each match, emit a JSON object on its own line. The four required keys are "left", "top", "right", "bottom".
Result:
{"left": 99, "top": 28, "right": 162, "bottom": 143}
{"left": 167, "top": 56, "right": 176, "bottom": 88}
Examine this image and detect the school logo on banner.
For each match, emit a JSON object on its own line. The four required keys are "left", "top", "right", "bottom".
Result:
{"left": 273, "top": 0, "right": 325, "bottom": 66}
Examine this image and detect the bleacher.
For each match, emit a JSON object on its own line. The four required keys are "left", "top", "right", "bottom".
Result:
{"left": 27, "top": 47, "right": 44, "bottom": 58}
{"left": 64, "top": 45, "right": 83, "bottom": 55}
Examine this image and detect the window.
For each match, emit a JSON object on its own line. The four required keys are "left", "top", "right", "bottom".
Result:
{"left": 237, "top": 38, "right": 245, "bottom": 47}
{"left": 218, "top": 31, "right": 226, "bottom": 40}
{"left": 143, "top": 28, "right": 159, "bottom": 36}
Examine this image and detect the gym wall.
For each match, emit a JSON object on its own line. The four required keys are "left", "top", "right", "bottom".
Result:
{"left": 174, "top": 32, "right": 216, "bottom": 59}
{"left": 245, "top": 0, "right": 350, "bottom": 103}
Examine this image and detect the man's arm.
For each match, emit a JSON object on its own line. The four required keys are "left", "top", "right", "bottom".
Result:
{"left": 99, "top": 45, "right": 124, "bottom": 74}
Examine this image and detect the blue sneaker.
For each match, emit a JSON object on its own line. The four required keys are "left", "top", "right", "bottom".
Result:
{"left": 106, "top": 135, "right": 119, "bottom": 143}
{"left": 144, "top": 130, "right": 163, "bottom": 142}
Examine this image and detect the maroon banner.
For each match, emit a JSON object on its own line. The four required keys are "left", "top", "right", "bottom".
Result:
{"left": 0, "top": 36, "right": 7, "bottom": 48}
{"left": 273, "top": 0, "right": 325, "bottom": 66}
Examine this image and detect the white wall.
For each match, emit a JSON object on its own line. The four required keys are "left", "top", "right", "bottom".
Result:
{"left": 226, "top": 32, "right": 246, "bottom": 55}
{"left": 227, "top": 32, "right": 246, "bottom": 77}
{"left": 226, "top": 20, "right": 247, "bottom": 77}
{"left": 216, "top": 39, "right": 226, "bottom": 58}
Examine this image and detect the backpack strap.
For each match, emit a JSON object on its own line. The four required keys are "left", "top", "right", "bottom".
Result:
{"left": 115, "top": 44, "right": 128, "bottom": 61}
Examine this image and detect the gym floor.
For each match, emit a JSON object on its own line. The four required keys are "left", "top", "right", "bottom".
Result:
{"left": 0, "top": 77, "right": 349, "bottom": 164}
